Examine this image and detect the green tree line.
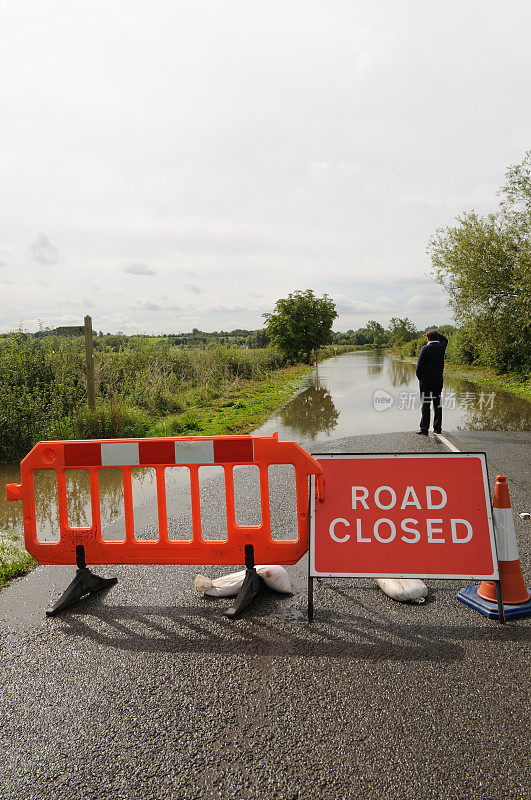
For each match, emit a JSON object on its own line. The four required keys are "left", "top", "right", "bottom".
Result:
{"left": 428, "top": 151, "right": 531, "bottom": 376}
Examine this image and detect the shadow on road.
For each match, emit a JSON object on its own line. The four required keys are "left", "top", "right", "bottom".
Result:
{"left": 53, "top": 597, "right": 528, "bottom": 662}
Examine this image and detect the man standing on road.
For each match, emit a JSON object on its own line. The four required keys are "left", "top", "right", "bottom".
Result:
{"left": 415, "top": 329, "right": 448, "bottom": 435}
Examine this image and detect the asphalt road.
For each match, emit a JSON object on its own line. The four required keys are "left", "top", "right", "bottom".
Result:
{"left": 1, "top": 430, "right": 530, "bottom": 800}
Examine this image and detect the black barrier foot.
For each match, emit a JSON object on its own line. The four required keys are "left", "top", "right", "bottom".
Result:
{"left": 225, "top": 544, "right": 264, "bottom": 619}
{"left": 46, "top": 546, "right": 117, "bottom": 617}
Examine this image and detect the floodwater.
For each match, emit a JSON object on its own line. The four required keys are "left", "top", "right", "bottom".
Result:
{"left": 253, "top": 350, "right": 531, "bottom": 446}
{"left": 1, "top": 351, "right": 529, "bottom": 543}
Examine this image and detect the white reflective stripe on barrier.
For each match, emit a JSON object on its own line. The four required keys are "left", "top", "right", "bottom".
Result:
{"left": 175, "top": 440, "right": 215, "bottom": 464}
{"left": 493, "top": 507, "right": 519, "bottom": 561}
{"left": 101, "top": 442, "right": 140, "bottom": 466}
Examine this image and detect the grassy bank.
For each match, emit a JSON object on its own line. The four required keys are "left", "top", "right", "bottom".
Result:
{"left": 441, "top": 363, "right": 531, "bottom": 400}
{"left": 148, "top": 362, "right": 313, "bottom": 437}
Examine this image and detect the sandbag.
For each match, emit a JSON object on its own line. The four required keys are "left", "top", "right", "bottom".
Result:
{"left": 194, "top": 570, "right": 246, "bottom": 596}
{"left": 374, "top": 578, "right": 428, "bottom": 603}
{"left": 194, "top": 565, "right": 292, "bottom": 597}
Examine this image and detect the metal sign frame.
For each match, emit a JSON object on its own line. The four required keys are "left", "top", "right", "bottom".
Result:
{"left": 307, "top": 452, "right": 504, "bottom": 621}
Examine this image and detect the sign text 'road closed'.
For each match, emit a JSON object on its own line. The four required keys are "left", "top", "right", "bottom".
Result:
{"left": 310, "top": 454, "right": 498, "bottom": 579}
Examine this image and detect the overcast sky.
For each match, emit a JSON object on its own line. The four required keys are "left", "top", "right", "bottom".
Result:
{"left": 1, "top": 1, "right": 530, "bottom": 334}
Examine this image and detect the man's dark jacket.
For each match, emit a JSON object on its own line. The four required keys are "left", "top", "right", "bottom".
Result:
{"left": 416, "top": 334, "right": 448, "bottom": 389}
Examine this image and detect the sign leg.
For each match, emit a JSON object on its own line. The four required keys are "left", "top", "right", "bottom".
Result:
{"left": 308, "top": 576, "right": 314, "bottom": 622}
{"left": 494, "top": 579, "right": 506, "bottom": 624}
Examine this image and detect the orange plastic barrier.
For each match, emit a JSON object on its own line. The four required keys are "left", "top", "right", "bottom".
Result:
{"left": 6, "top": 434, "right": 322, "bottom": 566}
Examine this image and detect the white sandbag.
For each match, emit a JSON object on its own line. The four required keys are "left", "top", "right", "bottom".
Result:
{"left": 194, "top": 565, "right": 292, "bottom": 597}
{"left": 374, "top": 578, "right": 428, "bottom": 603}
{"left": 257, "top": 565, "right": 292, "bottom": 594}
{"left": 194, "top": 570, "right": 246, "bottom": 597}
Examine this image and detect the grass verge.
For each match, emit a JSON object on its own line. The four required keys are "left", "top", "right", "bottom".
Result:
{"left": 0, "top": 538, "right": 36, "bottom": 588}
{"left": 442, "top": 363, "right": 531, "bottom": 400}
{"left": 148, "top": 362, "right": 313, "bottom": 437}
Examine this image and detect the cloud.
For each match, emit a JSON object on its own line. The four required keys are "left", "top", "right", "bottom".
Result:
{"left": 98, "top": 312, "right": 135, "bottom": 325}
{"left": 29, "top": 231, "right": 59, "bottom": 265}
{"left": 53, "top": 314, "right": 83, "bottom": 324}
{"left": 186, "top": 283, "right": 205, "bottom": 295}
{"left": 405, "top": 294, "right": 448, "bottom": 312}
{"left": 131, "top": 297, "right": 164, "bottom": 311}
{"left": 347, "top": 26, "right": 392, "bottom": 77}
{"left": 123, "top": 262, "right": 156, "bottom": 275}
{"left": 310, "top": 162, "right": 332, "bottom": 182}
{"left": 204, "top": 303, "right": 248, "bottom": 314}
{"left": 400, "top": 182, "right": 500, "bottom": 213}
{"left": 335, "top": 295, "right": 397, "bottom": 314}
{"left": 25, "top": 314, "right": 83, "bottom": 327}
{"left": 95, "top": 313, "right": 142, "bottom": 332}
{"left": 387, "top": 275, "right": 434, "bottom": 287}
{"left": 310, "top": 161, "right": 361, "bottom": 183}
{"left": 0, "top": 3, "right": 527, "bottom": 334}
{"left": 131, "top": 297, "right": 181, "bottom": 311}
{"left": 399, "top": 194, "right": 445, "bottom": 210}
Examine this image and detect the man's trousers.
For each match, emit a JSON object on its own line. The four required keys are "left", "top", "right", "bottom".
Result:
{"left": 419, "top": 383, "right": 442, "bottom": 433}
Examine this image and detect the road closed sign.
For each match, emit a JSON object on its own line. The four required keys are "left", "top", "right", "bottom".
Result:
{"left": 310, "top": 453, "right": 498, "bottom": 579}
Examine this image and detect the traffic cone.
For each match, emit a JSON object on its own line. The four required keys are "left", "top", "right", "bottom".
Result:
{"left": 457, "top": 475, "right": 531, "bottom": 621}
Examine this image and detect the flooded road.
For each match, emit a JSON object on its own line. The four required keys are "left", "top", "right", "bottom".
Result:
{"left": 253, "top": 350, "right": 531, "bottom": 447}
{"left": 1, "top": 351, "right": 529, "bottom": 542}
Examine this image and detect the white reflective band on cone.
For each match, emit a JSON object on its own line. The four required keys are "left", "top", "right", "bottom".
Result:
{"left": 493, "top": 507, "right": 519, "bottom": 561}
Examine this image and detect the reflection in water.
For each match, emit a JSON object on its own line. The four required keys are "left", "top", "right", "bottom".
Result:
{"left": 445, "top": 378, "right": 531, "bottom": 432}
{"left": 254, "top": 351, "right": 531, "bottom": 445}
{"left": 280, "top": 376, "right": 339, "bottom": 437}
{"left": 1, "top": 465, "right": 156, "bottom": 541}
{"left": 366, "top": 350, "right": 385, "bottom": 377}
{"left": 387, "top": 358, "right": 415, "bottom": 388}
{"left": 65, "top": 470, "right": 92, "bottom": 528}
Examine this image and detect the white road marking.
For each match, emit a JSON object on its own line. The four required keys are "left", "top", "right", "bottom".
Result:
{"left": 433, "top": 433, "right": 460, "bottom": 453}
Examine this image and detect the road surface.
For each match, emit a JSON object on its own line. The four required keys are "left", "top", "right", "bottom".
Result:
{"left": 0, "top": 430, "right": 529, "bottom": 800}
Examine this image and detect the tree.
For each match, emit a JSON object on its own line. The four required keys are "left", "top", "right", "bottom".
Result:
{"left": 352, "top": 327, "right": 371, "bottom": 345}
{"left": 246, "top": 329, "right": 270, "bottom": 348}
{"left": 387, "top": 317, "right": 418, "bottom": 345}
{"left": 280, "top": 382, "right": 339, "bottom": 436}
{"left": 365, "top": 320, "right": 387, "bottom": 348}
{"left": 263, "top": 290, "right": 338, "bottom": 362}
{"left": 428, "top": 152, "right": 531, "bottom": 375}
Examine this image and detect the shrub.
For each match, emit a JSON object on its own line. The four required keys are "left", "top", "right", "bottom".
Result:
{"left": 74, "top": 400, "right": 151, "bottom": 439}
{"left": 0, "top": 333, "right": 291, "bottom": 462}
{"left": 445, "top": 328, "right": 477, "bottom": 366}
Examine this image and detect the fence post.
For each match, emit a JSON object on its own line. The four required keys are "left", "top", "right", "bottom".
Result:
{"left": 84, "top": 315, "right": 95, "bottom": 410}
